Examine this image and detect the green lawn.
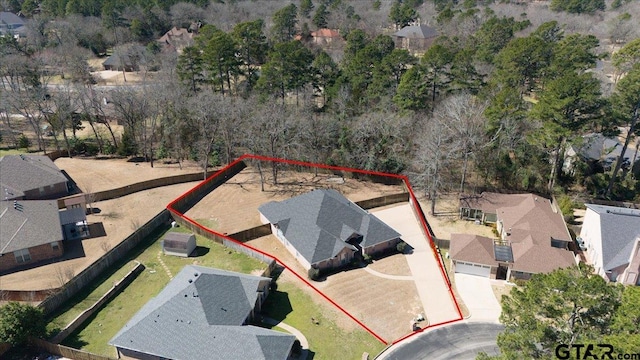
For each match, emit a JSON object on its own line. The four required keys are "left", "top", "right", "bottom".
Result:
{"left": 261, "top": 281, "right": 387, "bottom": 360}
{"left": 57, "top": 226, "right": 266, "bottom": 357}
{"left": 54, "top": 224, "right": 385, "bottom": 359}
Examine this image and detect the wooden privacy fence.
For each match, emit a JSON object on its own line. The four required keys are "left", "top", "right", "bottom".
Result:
{"left": 50, "top": 262, "right": 145, "bottom": 344}
{"left": 56, "top": 170, "right": 217, "bottom": 208}
{"left": 38, "top": 210, "right": 171, "bottom": 316}
{"left": 30, "top": 338, "right": 116, "bottom": 360}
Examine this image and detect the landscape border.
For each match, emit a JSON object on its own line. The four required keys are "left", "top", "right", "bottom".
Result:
{"left": 166, "top": 154, "right": 463, "bottom": 345}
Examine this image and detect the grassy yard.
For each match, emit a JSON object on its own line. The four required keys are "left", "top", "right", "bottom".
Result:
{"left": 56, "top": 225, "right": 267, "bottom": 357}
{"left": 260, "top": 280, "right": 387, "bottom": 360}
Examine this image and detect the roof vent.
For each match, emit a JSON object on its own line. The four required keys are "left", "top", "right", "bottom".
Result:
{"left": 194, "top": 273, "right": 198, "bottom": 277}
{"left": 188, "top": 279, "right": 193, "bottom": 283}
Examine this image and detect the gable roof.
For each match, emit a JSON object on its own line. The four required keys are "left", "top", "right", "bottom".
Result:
{"left": 259, "top": 189, "right": 401, "bottom": 265}
{"left": 157, "top": 27, "right": 195, "bottom": 50}
{"left": 585, "top": 204, "right": 640, "bottom": 272}
{"left": 110, "top": 266, "right": 294, "bottom": 360}
{"left": 102, "top": 54, "right": 133, "bottom": 68}
{"left": 568, "top": 133, "right": 634, "bottom": 163}
{"left": 393, "top": 25, "right": 438, "bottom": 39}
{"left": 450, "top": 234, "right": 498, "bottom": 267}
{"left": 0, "top": 155, "right": 68, "bottom": 199}
{"left": 0, "top": 200, "right": 64, "bottom": 254}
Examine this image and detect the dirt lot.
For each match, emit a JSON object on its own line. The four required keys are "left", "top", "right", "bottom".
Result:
{"left": 419, "top": 195, "right": 496, "bottom": 241}
{"left": 55, "top": 157, "right": 204, "bottom": 193}
{"left": 0, "top": 182, "right": 198, "bottom": 291}
{"left": 186, "top": 166, "right": 405, "bottom": 233}
{"left": 0, "top": 157, "right": 205, "bottom": 292}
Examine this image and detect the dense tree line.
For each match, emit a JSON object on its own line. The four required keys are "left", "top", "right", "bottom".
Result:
{"left": 1, "top": 0, "right": 639, "bottom": 204}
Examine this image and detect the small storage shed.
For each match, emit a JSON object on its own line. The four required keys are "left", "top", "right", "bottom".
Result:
{"left": 162, "top": 232, "right": 196, "bottom": 257}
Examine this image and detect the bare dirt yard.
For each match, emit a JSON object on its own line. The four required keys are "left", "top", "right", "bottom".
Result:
{"left": 0, "top": 182, "right": 198, "bottom": 291}
{"left": 0, "top": 157, "right": 206, "bottom": 292}
{"left": 185, "top": 166, "right": 405, "bottom": 233}
{"left": 55, "top": 156, "right": 204, "bottom": 193}
{"left": 418, "top": 194, "right": 496, "bottom": 242}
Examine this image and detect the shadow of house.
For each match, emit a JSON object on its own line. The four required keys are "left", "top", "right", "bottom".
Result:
{"left": 109, "top": 266, "right": 296, "bottom": 360}
{"left": 259, "top": 189, "right": 401, "bottom": 274}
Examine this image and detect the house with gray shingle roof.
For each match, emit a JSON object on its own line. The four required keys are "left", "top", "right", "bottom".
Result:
{"left": 0, "top": 12, "right": 26, "bottom": 38}
{"left": 0, "top": 155, "right": 69, "bottom": 200}
{"left": 110, "top": 266, "right": 295, "bottom": 360}
{"left": 452, "top": 193, "right": 577, "bottom": 280}
{"left": 0, "top": 200, "right": 86, "bottom": 273}
{"left": 579, "top": 204, "right": 640, "bottom": 285}
{"left": 392, "top": 24, "right": 438, "bottom": 54}
{"left": 259, "top": 189, "right": 401, "bottom": 272}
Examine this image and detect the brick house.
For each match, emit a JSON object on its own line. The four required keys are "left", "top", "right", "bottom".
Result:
{"left": 0, "top": 200, "right": 87, "bottom": 273}
{"left": 0, "top": 154, "right": 70, "bottom": 200}
{"left": 259, "top": 189, "right": 401, "bottom": 272}
{"left": 110, "top": 266, "right": 295, "bottom": 360}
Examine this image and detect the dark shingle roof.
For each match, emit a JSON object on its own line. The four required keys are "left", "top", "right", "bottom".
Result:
{"left": 110, "top": 266, "right": 294, "bottom": 360}
{"left": 0, "top": 200, "right": 64, "bottom": 254}
{"left": 586, "top": 204, "right": 640, "bottom": 271}
{"left": 0, "top": 155, "right": 67, "bottom": 199}
{"left": 259, "top": 189, "right": 401, "bottom": 265}
{"left": 393, "top": 25, "right": 438, "bottom": 39}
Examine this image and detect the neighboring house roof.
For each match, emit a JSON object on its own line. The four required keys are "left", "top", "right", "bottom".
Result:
{"left": 450, "top": 234, "right": 498, "bottom": 267}
{"left": 585, "top": 204, "right": 640, "bottom": 272}
{"left": 0, "top": 12, "right": 26, "bottom": 37}
{"left": 567, "top": 133, "right": 634, "bottom": 164}
{"left": 0, "top": 200, "right": 64, "bottom": 254}
{"left": 102, "top": 54, "right": 134, "bottom": 68}
{"left": 393, "top": 24, "right": 438, "bottom": 39}
{"left": 311, "top": 28, "right": 340, "bottom": 38}
{"left": 0, "top": 155, "right": 68, "bottom": 199}
{"left": 259, "top": 189, "right": 401, "bottom": 265}
{"left": 110, "top": 266, "right": 294, "bottom": 360}
{"left": 455, "top": 192, "right": 575, "bottom": 274}
{"left": 157, "top": 27, "right": 195, "bottom": 51}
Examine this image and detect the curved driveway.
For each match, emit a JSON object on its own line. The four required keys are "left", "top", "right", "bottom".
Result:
{"left": 379, "top": 322, "right": 503, "bottom": 360}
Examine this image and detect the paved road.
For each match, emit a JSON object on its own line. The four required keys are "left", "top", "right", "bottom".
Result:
{"left": 380, "top": 322, "right": 504, "bottom": 360}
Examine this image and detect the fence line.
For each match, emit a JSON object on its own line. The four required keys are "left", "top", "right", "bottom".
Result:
{"left": 56, "top": 170, "right": 216, "bottom": 209}
{"left": 29, "top": 338, "right": 116, "bottom": 360}
{"left": 38, "top": 210, "right": 171, "bottom": 316}
{"left": 50, "top": 262, "right": 145, "bottom": 344}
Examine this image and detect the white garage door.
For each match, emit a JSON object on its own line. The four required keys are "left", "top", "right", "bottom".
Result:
{"left": 454, "top": 261, "right": 491, "bottom": 277}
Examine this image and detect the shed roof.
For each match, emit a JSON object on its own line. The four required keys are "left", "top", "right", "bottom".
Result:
{"left": 110, "top": 266, "right": 294, "bottom": 360}
{"left": 259, "top": 189, "right": 400, "bottom": 265}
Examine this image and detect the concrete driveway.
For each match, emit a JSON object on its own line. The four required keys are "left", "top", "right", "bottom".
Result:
{"left": 454, "top": 274, "right": 501, "bottom": 323}
{"left": 372, "top": 204, "right": 461, "bottom": 327}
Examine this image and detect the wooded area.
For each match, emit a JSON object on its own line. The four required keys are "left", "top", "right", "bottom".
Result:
{"left": 1, "top": 0, "right": 639, "bottom": 209}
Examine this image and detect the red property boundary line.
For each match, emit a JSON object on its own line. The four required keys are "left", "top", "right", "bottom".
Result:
{"left": 166, "top": 154, "right": 463, "bottom": 345}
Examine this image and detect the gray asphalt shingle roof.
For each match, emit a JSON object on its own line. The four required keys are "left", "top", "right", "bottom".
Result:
{"left": 259, "top": 189, "right": 401, "bottom": 265}
{"left": 393, "top": 25, "right": 438, "bottom": 39}
{"left": 586, "top": 204, "right": 640, "bottom": 271}
{"left": 110, "top": 266, "right": 294, "bottom": 360}
{"left": 0, "top": 200, "right": 64, "bottom": 254}
{"left": 0, "top": 155, "right": 67, "bottom": 199}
